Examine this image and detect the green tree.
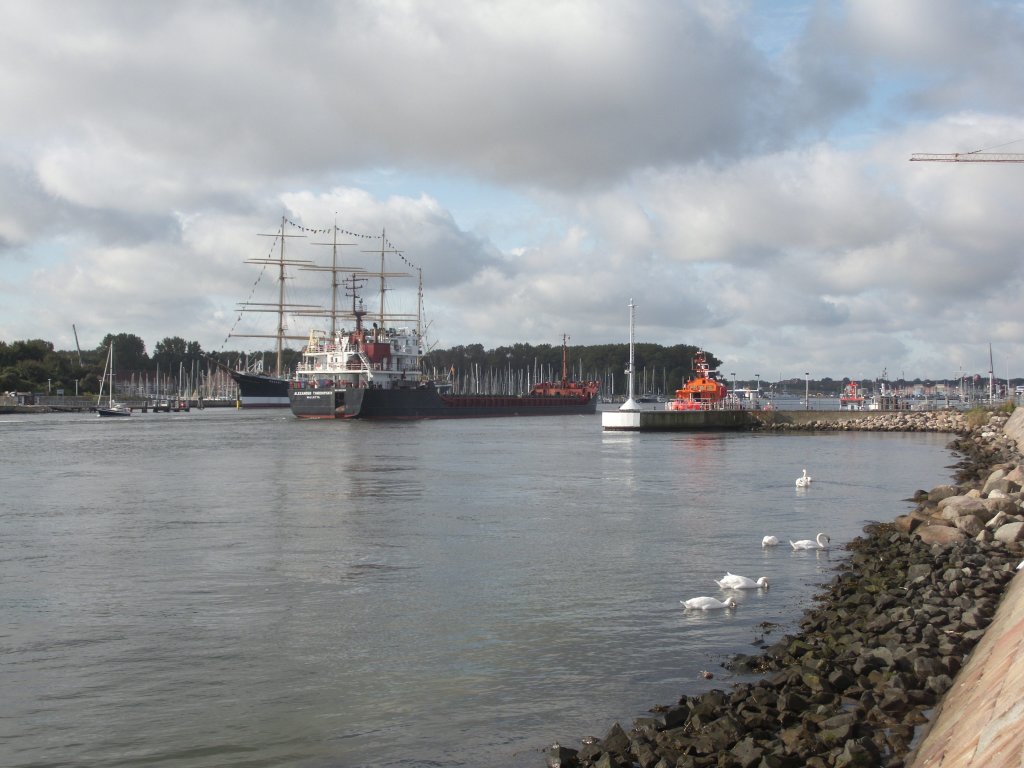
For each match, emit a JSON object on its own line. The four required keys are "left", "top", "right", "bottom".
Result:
{"left": 97, "top": 333, "right": 149, "bottom": 372}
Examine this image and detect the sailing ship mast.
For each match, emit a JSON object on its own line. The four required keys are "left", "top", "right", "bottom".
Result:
{"left": 361, "top": 228, "right": 415, "bottom": 336}
{"left": 303, "top": 221, "right": 362, "bottom": 339}
{"left": 232, "top": 216, "right": 319, "bottom": 377}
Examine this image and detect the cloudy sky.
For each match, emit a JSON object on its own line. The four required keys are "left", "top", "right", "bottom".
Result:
{"left": 2, "top": 0, "right": 1023, "bottom": 382}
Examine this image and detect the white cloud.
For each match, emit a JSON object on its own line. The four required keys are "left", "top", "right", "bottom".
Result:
{"left": 1, "top": 0, "right": 1023, "bottom": 380}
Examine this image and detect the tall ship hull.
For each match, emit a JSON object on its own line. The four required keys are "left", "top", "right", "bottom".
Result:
{"left": 229, "top": 370, "right": 290, "bottom": 408}
{"left": 289, "top": 381, "right": 598, "bottom": 420}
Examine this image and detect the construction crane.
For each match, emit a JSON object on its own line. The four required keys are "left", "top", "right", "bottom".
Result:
{"left": 910, "top": 151, "right": 1024, "bottom": 162}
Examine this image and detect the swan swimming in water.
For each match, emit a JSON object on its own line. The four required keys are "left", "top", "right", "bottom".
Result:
{"left": 795, "top": 468, "right": 812, "bottom": 487}
{"left": 715, "top": 572, "right": 769, "bottom": 590}
{"left": 681, "top": 596, "right": 738, "bottom": 610}
{"left": 761, "top": 535, "right": 779, "bottom": 547}
{"left": 790, "top": 532, "right": 830, "bottom": 550}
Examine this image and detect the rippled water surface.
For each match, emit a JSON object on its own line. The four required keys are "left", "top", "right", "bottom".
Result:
{"left": 0, "top": 408, "right": 955, "bottom": 767}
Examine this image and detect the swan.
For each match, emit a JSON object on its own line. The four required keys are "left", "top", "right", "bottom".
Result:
{"left": 681, "top": 596, "right": 737, "bottom": 610}
{"left": 761, "top": 535, "right": 779, "bottom": 547}
{"left": 790, "top": 532, "right": 830, "bottom": 550}
{"left": 715, "top": 572, "right": 769, "bottom": 590}
{"left": 795, "top": 468, "right": 812, "bottom": 487}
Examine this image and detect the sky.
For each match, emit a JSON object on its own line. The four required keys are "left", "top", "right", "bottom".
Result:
{"left": 2, "top": 0, "right": 1024, "bottom": 383}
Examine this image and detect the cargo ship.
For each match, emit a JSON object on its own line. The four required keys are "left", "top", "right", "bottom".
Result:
{"left": 288, "top": 282, "right": 598, "bottom": 419}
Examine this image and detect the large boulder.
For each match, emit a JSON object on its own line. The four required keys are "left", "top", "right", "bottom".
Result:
{"left": 994, "top": 521, "right": 1024, "bottom": 543}
{"left": 928, "top": 485, "right": 960, "bottom": 503}
{"left": 936, "top": 495, "right": 989, "bottom": 521}
{"left": 916, "top": 525, "right": 968, "bottom": 546}
{"left": 953, "top": 515, "right": 985, "bottom": 537}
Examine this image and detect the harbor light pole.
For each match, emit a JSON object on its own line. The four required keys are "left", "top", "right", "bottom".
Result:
{"left": 805, "top": 372, "right": 810, "bottom": 409}
{"left": 755, "top": 373, "right": 760, "bottom": 408}
{"left": 620, "top": 299, "right": 638, "bottom": 411}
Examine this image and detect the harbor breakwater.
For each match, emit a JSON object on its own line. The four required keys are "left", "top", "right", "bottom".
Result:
{"left": 548, "top": 407, "right": 1024, "bottom": 768}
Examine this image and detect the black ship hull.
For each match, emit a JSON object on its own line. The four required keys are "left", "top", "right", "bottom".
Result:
{"left": 229, "top": 371, "right": 290, "bottom": 408}
{"left": 289, "top": 382, "right": 598, "bottom": 420}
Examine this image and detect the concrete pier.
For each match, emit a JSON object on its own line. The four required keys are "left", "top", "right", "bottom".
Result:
{"left": 601, "top": 408, "right": 877, "bottom": 431}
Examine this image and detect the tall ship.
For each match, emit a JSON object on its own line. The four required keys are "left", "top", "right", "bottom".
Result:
{"left": 288, "top": 248, "right": 599, "bottom": 419}
{"left": 665, "top": 350, "right": 730, "bottom": 411}
{"left": 225, "top": 217, "right": 323, "bottom": 407}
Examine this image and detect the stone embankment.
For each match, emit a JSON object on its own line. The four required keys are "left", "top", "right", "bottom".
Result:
{"left": 753, "top": 409, "right": 971, "bottom": 434}
{"left": 547, "top": 407, "right": 1024, "bottom": 768}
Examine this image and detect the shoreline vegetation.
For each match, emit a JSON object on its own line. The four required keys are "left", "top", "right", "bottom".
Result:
{"left": 548, "top": 406, "right": 1024, "bottom": 768}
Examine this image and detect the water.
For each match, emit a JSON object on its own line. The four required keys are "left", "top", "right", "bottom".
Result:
{"left": 0, "top": 409, "right": 956, "bottom": 767}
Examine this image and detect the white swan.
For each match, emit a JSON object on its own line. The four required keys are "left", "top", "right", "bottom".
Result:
{"left": 761, "top": 535, "right": 779, "bottom": 547}
{"left": 795, "top": 468, "right": 812, "bottom": 487}
{"left": 790, "top": 532, "right": 830, "bottom": 550}
{"left": 681, "top": 596, "right": 737, "bottom": 610}
{"left": 715, "top": 573, "right": 769, "bottom": 590}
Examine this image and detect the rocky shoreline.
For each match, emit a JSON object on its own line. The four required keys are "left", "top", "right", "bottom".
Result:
{"left": 547, "top": 407, "right": 1024, "bottom": 768}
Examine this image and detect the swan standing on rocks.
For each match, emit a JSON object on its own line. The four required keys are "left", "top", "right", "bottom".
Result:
{"left": 795, "top": 468, "right": 812, "bottom": 487}
{"left": 761, "top": 535, "right": 779, "bottom": 547}
{"left": 790, "top": 532, "right": 830, "bottom": 550}
{"left": 681, "top": 596, "right": 738, "bottom": 610}
{"left": 715, "top": 573, "right": 769, "bottom": 589}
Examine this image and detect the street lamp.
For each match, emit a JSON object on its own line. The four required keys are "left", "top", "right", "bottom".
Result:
{"left": 805, "top": 372, "right": 810, "bottom": 409}
{"left": 755, "top": 373, "right": 760, "bottom": 409}
{"left": 731, "top": 372, "right": 736, "bottom": 397}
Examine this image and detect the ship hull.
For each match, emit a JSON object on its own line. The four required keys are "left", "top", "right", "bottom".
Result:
{"left": 289, "top": 383, "right": 597, "bottom": 420}
{"left": 229, "top": 371, "right": 290, "bottom": 408}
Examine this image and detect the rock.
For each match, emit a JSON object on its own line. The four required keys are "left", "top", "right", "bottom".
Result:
{"left": 928, "top": 485, "right": 959, "bottom": 502}
{"left": 894, "top": 514, "right": 922, "bottom": 533}
{"left": 906, "top": 563, "right": 932, "bottom": 581}
{"left": 983, "top": 497, "right": 1019, "bottom": 517}
{"left": 994, "top": 521, "right": 1024, "bottom": 543}
{"left": 548, "top": 743, "right": 581, "bottom": 768}
{"left": 915, "top": 525, "right": 968, "bottom": 546}
{"left": 982, "top": 468, "right": 1007, "bottom": 494}
{"left": 986, "top": 510, "right": 1011, "bottom": 529}
{"left": 953, "top": 514, "right": 985, "bottom": 537}
{"left": 729, "top": 736, "right": 764, "bottom": 768}
{"left": 936, "top": 495, "right": 988, "bottom": 519}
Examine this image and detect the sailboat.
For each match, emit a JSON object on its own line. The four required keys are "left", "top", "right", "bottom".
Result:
{"left": 96, "top": 344, "right": 132, "bottom": 417}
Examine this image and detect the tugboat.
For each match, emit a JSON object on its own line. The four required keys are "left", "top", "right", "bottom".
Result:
{"left": 665, "top": 350, "right": 729, "bottom": 411}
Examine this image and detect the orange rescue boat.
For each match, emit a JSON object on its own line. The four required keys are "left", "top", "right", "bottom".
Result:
{"left": 666, "top": 350, "right": 729, "bottom": 411}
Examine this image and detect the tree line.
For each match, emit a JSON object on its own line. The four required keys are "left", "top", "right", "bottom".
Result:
{"left": 1, "top": 334, "right": 224, "bottom": 395}
{"left": 9, "top": 332, "right": 946, "bottom": 398}
{"left": 2, "top": 333, "right": 722, "bottom": 396}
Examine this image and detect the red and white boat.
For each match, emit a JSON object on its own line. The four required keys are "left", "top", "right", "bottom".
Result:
{"left": 840, "top": 381, "right": 865, "bottom": 409}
